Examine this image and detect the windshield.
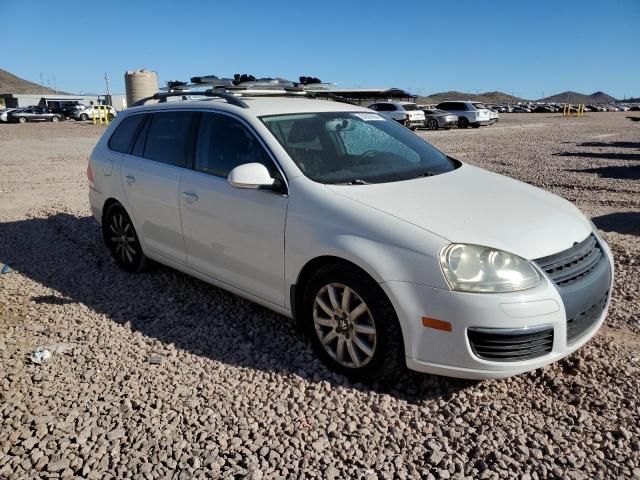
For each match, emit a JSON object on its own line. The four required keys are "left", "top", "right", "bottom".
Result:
{"left": 261, "top": 112, "right": 456, "bottom": 184}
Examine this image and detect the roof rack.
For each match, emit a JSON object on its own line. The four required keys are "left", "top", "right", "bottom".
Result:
{"left": 131, "top": 91, "right": 249, "bottom": 108}
{"left": 131, "top": 89, "right": 358, "bottom": 109}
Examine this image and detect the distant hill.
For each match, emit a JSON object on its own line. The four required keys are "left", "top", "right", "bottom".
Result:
{"left": 0, "top": 68, "right": 68, "bottom": 94}
{"left": 417, "top": 91, "right": 528, "bottom": 104}
{"left": 538, "top": 91, "right": 617, "bottom": 104}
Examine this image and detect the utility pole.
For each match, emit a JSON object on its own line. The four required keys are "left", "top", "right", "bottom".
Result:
{"left": 104, "top": 72, "right": 111, "bottom": 96}
{"left": 53, "top": 75, "right": 57, "bottom": 94}
{"left": 40, "top": 73, "right": 45, "bottom": 94}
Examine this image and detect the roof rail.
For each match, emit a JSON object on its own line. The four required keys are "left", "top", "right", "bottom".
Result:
{"left": 131, "top": 91, "right": 249, "bottom": 108}
{"left": 131, "top": 89, "right": 357, "bottom": 109}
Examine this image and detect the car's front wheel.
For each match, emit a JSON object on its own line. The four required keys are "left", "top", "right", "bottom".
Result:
{"left": 303, "top": 264, "right": 404, "bottom": 382}
{"left": 18, "top": 117, "right": 26, "bottom": 124}
{"left": 427, "top": 119, "right": 438, "bottom": 130}
{"left": 80, "top": 113, "right": 88, "bottom": 121}
{"left": 458, "top": 117, "right": 469, "bottom": 128}
{"left": 103, "top": 203, "right": 147, "bottom": 273}
{"left": 51, "top": 116, "right": 59, "bottom": 122}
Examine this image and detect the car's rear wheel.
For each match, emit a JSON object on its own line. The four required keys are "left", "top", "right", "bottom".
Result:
{"left": 80, "top": 113, "right": 88, "bottom": 121}
{"left": 458, "top": 117, "right": 469, "bottom": 128}
{"left": 427, "top": 119, "right": 438, "bottom": 130}
{"left": 18, "top": 117, "right": 26, "bottom": 124}
{"left": 303, "top": 264, "right": 404, "bottom": 382}
{"left": 51, "top": 116, "right": 59, "bottom": 122}
{"left": 107, "top": 113, "right": 114, "bottom": 121}
{"left": 472, "top": 123, "right": 480, "bottom": 128}
{"left": 103, "top": 203, "right": 147, "bottom": 273}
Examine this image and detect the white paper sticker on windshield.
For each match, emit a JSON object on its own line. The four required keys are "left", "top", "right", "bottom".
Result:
{"left": 354, "top": 113, "right": 385, "bottom": 121}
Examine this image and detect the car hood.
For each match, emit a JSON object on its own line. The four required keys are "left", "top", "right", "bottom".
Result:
{"left": 325, "top": 163, "right": 592, "bottom": 260}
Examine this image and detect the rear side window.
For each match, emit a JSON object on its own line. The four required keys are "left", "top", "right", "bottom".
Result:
{"left": 143, "top": 111, "right": 198, "bottom": 167}
{"left": 402, "top": 104, "right": 418, "bottom": 111}
{"left": 108, "top": 114, "right": 147, "bottom": 154}
{"left": 194, "top": 112, "right": 276, "bottom": 178}
{"left": 375, "top": 103, "right": 394, "bottom": 111}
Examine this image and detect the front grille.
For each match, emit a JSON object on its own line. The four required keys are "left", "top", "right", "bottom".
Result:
{"left": 567, "top": 291, "right": 608, "bottom": 344}
{"left": 468, "top": 326, "right": 554, "bottom": 362}
{"left": 535, "top": 234, "right": 603, "bottom": 287}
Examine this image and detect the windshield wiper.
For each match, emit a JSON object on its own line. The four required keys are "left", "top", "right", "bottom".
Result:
{"left": 346, "top": 179, "right": 370, "bottom": 185}
{"left": 412, "top": 171, "right": 437, "bottom": 179}
{"left": 333, "top": 178, "right": 370, "bottom": 185}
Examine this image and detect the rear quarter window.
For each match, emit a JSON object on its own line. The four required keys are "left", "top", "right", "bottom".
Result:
{"left": 108, "top": 114, "right": 147, "bottom": 154}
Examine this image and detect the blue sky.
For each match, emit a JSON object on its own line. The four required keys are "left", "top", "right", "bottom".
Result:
{"left": 2, "top": 0, "right": 639, "bottom": 99}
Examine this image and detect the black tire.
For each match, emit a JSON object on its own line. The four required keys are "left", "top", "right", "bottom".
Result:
{"left": 427, "top": 119, "right": 438, "bottom": 130}
{"left": 471, "top": 123, "right": 480, "bottom": 128}
{"left": 410, "top": 126, "right": 417, "bottom": 131}
{"left": 51, "top": 116, "right": 59, "bottom": 122}
{"left": 18, "top": 116, "right": 27, "bottom": 124}
{"left": 107, "top": 113, "right": 114, "bottom": 121}
{"left": 404, "top": 118, "right": 411, "bottom": 128}
{"left": 103, "top": 203, "right": 147, "bottom": 273}
{"left": 458, "top": 117, "right": 469, "bottom": 128}
{"left": 80, "top": 113, "right": 88, "bottom": 121}
{"left": 302, "top": 264, "right": 404, "bottom": 382}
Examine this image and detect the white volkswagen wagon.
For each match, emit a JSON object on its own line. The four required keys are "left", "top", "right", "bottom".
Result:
{"left": 88, "top": 92, "right": 613, "bottom": 381}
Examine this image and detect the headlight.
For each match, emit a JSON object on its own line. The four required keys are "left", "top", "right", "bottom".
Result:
{"left": 440, "top": 244, "right": 540, "bottom": 293}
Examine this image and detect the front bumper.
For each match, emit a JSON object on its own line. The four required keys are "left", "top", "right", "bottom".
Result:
{"left": 381, "top": 233, "right": 613, "bottom": 379}
{"left": 440, "top": 119, "right": 458, "bottom": 128}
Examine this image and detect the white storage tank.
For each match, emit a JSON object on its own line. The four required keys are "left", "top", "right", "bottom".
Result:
{"left": 124, "top": 70, "right": 158, "bottom": 107}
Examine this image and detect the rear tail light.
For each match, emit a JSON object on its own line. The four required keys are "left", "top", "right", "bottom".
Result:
{"left": 87, "top": 162, "right": 95, "bottom": 189}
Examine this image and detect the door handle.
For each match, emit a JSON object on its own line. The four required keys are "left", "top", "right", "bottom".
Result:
{"left": 125, "top": 175, "right": 136, "bottom": 185}
{"left": 181, "top": 192, "right": 198, "bottom": 203}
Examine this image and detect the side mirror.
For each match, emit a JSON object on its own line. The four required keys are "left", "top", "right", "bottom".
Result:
{"left": 227, "top": 163, "right": 275, "bottom": 189}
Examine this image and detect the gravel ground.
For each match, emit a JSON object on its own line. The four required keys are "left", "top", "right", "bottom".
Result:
{"left": 0, "top": 113, "right": 639, "bottom": 479}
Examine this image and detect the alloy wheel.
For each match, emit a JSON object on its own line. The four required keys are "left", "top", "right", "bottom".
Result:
{"left": 313, "top": 283, "right": 377, "bottom": 368}
{"left": 108, "top": 212, "right": 138, "bottom": 265}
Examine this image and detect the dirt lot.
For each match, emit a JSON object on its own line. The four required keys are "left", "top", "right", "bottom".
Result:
{"left": 1, "top": 113, "right": 639, "bottom": 479}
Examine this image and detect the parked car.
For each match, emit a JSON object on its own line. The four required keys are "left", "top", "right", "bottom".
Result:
{"left": 368, "top": 101, "right": 425, "bottom": 130}
{"left": 420, "top": 108, "right": 458, "bottom": 130}
{"left": 480, "top": 103, "right": 500, "bottom": 123}
{"left": 73, "top": 105, "right": 117, "bottom": 121}
{"left": 436, "top": 101, "right": 494, "bottom": 128}
{"left": 0, "top": 108, "right": 21, "bottom": 122}
{"left": 8, "top": 107, "right": 64, "bottom": 123}
{"left": 48, "top": 103, "right": 87, "bottom": 118}
{"left": 88, "top": 93, "right": 613, "bottom": 381}
{"left": 533, "top": 106, "right": 553, "bottom": 113}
